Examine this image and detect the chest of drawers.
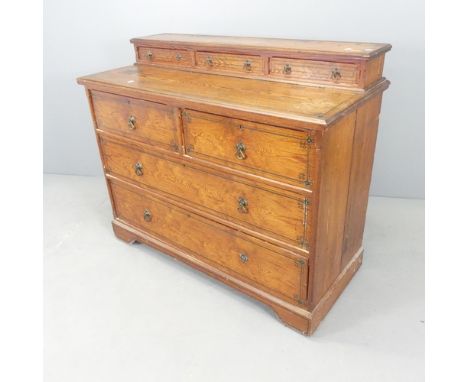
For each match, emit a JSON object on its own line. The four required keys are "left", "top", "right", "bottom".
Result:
{"left": 77, "top": 34, "right": 391, "bottom": 335}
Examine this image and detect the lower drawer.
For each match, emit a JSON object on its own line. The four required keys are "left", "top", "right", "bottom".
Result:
{"left": 100, "top": 137, "right": 308, "bottom": 247}
{"left": 110, "top": 181, "right": 308, "bottom": 302}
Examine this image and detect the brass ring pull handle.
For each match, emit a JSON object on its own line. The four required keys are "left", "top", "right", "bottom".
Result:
{"left": 134, "top": 162, "right": 143, "bottom": 176}
{"left": 175, "top": 53, "right": 182, "bottom": 61}
{"left": 205, "top": 56, "right": 213, "bottom": 66}
{"left": 146, "top": 51, "right": 153, "bottom": 60}
{"left": 239, "top": 253, "right": 249, "bottom": 263}
{"left": 128, "top": 115, "right": 136, "bottom": 130}
{"left": 243, "top": 60, "right": 252, "bottom": 71}
{"left": 237, "top": 197, "right": 249, "bottom": 214}
{"left": 283, "top": 63, "right": 292, "bottom": 75}
{"left": 331, "top": 68, "right": 342, "bottom": 81}
{"left": 235, "top": 142, "right": 247, "bottom": 160}
{"left": 143, "top": 209, "right": 152, "bottom": 222}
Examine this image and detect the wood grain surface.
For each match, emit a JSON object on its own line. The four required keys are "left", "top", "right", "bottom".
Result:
{"left": 195, "top": 51, "right": 263, "bottom": 75}
{"left": 111, "top": 181, "right": 308, "bottom": 303}
{"left": 92, "top": 90, "right": 180, "bottom": 152}
{"left": 78, "top": 34, "right": 391, "bottom": 335}
{"left": 100, "top": 137, "right": 309, "bottom": 248}
{"left": 131, "top": 33, "right": 391, "bottom": 58}
{"left": 341, "top": 95, "right": 382, "bottom": 268}
{"left": 269, "top": 57, "right": 359, "bottom": 86}
{"left": 183, "top": 109, "right": 316, "bottom": 187}
{"left": 77, "top": 65, "right": 390, "bottom": 126}
{"left": 311, "top": 112, "right": 357, "bottom": 305}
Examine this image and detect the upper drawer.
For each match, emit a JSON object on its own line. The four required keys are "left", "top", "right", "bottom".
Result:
{"left": 91, "top": 91, "right": 180, "bottom": 152}
{"left": 269, "top": 57, "right": 360, "bottom": 86}
{"left": 111, "top": 182, "right": 308, "bottom": 303}
{"left": 137, "top": 46, "right": 193, "bottom": 67}
{"left": 195, "top": 52, "right": 263, "bottom": 75}
{"left": 183, "top": 110, "right": 315, "bottom": 188}
{"left": 100, "top": 138, "right": 309, "bottom": 248}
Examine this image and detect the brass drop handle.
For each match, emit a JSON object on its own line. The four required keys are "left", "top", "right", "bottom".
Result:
{"left": 175, "top": 53, "right": 182, "bottom": 61}
{"left": 143, "top": 209, "right": 152, "bottom": 222}
{"left": 238, "top": 197, "right": 249, "bottom": 214}
{"left": 283, "top": 63, "right": 292, "bottom": 75}
{"left": 128, "top": 115, "right": 136, "bottom": 130}
{"left": 331, "top": 68, "right": 342, "bottom": 81}
{"left": 243, "top": 60, "right": 252, "bottom": 71}
{"left": 239, "top": 253, "right": 249, "bottom": 263}
{"left": 235, "top": 142, "right": 247, "bottom": 160}
{"left": 134, "top": 162, "right": 143, "bottom": 176}
{"left": 205, "top": 56, "right": 213, "bottom": 66}
{"left": 146, "top": 50, "right": 153, "bottom": 60}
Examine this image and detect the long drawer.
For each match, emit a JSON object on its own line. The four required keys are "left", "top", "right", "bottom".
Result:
{"left": 110, "top": 181, "right": 308, "bottom": 302}
{"left": 100, "top": 137, "right": 309, "bottom": 247}
{"left": 183, "top": 110, "right": 315, "bottom": 187}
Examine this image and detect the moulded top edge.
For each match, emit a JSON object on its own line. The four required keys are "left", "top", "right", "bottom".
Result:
{"left": 130, "top": 33, "right": 392, "bottom": 59}
{"left": 77, "top": 65, "right": 390, "bottom": 130}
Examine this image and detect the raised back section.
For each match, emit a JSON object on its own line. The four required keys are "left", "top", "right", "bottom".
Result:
{"left": 131, "top": 34, "right": 391, "bottom": 90}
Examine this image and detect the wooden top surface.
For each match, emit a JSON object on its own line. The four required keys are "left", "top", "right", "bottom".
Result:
{"left": 78, "top": 65, "right": 389, "bottom": 126}
{"left": 131, "top": 33, "right": 391, "bottom": 58}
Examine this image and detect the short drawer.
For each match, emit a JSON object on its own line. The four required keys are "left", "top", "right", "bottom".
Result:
{"left": 269, "top": 57, "right": 360, "bottom": 86}
{"left": 100, "top": 138, "right": 309, "bottom": 248}
{"left": 91, "top": 91, "right": 179, "bottom": 152}
{"left": 111, "top": 181, "right": 308, "bottom": 302}
{"left": 183, "top": 110, "right": 314, "bottom": 187}
{"left": 137, "top": 46, "right": 193, "bottom": 67}
{"left": 196, "top": 51, "right": 263, "bottom": 75}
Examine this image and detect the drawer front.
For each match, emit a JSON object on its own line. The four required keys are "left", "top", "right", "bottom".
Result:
{"left": 196, "top": 51, "right": 263, "bottom": 75}
{"left": 270, "top": 58, "right": 359, "bottom": 86}
{"left": 184, "top": 110, "right": 313, "bottom": 187}
{"left": 101, "top": 138, "right": 308, "bottom": 246}
{"left": 111, "top": 182, "right": 307, "bottom": 301}
{"left": 137, "top": 46, "right": 193, "bottom": 67}
{"left": 92, "top": 91, "right": 179, "bottom": 151}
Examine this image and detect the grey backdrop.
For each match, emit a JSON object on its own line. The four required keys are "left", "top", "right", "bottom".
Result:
{"left": 44, "top": 0, "right": 424, "bottom": 198}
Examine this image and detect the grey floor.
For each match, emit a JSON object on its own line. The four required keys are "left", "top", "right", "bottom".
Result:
{"left": 44, "top": 174, "right": 424, "bottom": 382}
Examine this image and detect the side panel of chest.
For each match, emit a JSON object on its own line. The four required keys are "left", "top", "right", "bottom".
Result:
{"left": 341, "top": 95, "right": 382, "bottom": 267}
